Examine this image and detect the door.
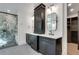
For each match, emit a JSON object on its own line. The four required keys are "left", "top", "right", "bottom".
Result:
{"left": 0, "top": 12, "right": 17, "bottom": 49}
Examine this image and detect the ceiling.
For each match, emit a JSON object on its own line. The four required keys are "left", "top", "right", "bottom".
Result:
{"left": 67, "top": 3, "right": 79, "bottom": 16}
{"left": 0, "top": 3, "right": 59, "bottom": 16}
{"left": 0, "top": 3, "right": 35, "bottom": 14}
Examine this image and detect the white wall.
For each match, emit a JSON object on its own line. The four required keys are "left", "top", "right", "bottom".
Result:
{"left": 16, "top": 4, "right": 34, "bottom": 45}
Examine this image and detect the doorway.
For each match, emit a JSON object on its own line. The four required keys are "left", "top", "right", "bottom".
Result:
{"left": 0, "top": 12, "right": 17, "bottom": 49}
{"left": 67, "top": 17, "right": 79, "bottom": 54}
{"left": 67, "top": 3, "right": 79, "bottom": 55}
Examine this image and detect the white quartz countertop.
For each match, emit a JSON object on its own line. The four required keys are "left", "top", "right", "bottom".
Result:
{"left": 26, "top": 32, "right": 62, "bottom": 39}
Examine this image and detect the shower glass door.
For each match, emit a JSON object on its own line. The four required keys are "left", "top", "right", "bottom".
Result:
{"left": 0, "top": 12, "right": 17, "bottom": 49}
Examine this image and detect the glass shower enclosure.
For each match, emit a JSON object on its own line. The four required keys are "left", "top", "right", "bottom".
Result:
{"left": 0, "top": 12, "right": 17, "bottom": 49}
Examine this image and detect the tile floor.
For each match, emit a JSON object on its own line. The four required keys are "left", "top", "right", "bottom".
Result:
{"left": 67, "top": 43, "right": 79, "bottom": 55}
{"left": 0, "top": 44, "right": 42, "bottom": 55}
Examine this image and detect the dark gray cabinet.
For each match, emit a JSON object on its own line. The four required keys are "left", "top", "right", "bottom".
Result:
{"left": 26, "top": 34, "right": 37, "bottom": 50}
{"left": 39, "top": 36, "right": 56, "bottom": 55}
{"left": 26, "top": 33, "right": 62, "bottom": 55}
{"left": 39, "top": 36, "right": 62, "bottom": 55}
{"left": 34, "top": 4, "right": 45, "bottom": 34}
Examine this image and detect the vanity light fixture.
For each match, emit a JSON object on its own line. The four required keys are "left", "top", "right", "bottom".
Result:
{"left": 51, "top": 5, "right": 57, "bottom": 13}
{"left": 47, "top": 7, "right": 51, "bottom": 14}
{"left": 47, "top": 4, "right": 57, "bottom": 14}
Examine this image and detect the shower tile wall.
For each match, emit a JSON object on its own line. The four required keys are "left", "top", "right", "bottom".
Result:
{"left": 0, "top": 13, "right": 17, "bottom": 49}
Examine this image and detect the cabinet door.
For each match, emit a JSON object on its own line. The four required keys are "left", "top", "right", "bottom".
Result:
{"left": 41, "top": 8, "right": 45, "bottom": 33}
{"left": 39, "top": 36, "right": 56, "bottom": 55}
{"left": 26, "top": 34, "right": 37, "bottom": 50}
{"left": 30, "top": 35, "right": 37, "bottom": 50}
{"left": 34, "top": 10, "right": 42, "bottom": 34}
{"left": 34, "top": 10, "right": 38, "bottom": 33}
{"left": 34, "top": 4, "right": 45, "bottom": 34}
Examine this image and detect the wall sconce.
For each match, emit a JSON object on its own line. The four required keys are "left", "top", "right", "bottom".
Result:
{"left": 47, "top": 7, "right": 51, "bottom": 14}
{"left": 51, "top": 6, "right": 57, "bottom": 13}
{"left": 47, "top": 4, "right": 57, "bottom": 14}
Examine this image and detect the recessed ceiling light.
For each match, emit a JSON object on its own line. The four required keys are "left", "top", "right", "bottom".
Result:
{"left": 70, "top": 8, "right": 74, "bottom": 12}
{"left": 68, "top": 3, "right": 72, "bottom": 7}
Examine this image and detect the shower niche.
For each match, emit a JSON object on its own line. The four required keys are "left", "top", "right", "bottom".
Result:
{"left": 0, "top": 12, "right": 17, "bottom": 49}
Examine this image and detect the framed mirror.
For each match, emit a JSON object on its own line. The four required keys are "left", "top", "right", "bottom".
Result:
{"left": 47, "top": 13, "right": 57, "bottom": 34}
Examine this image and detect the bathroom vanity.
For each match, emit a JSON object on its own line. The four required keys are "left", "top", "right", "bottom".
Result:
{"left": 26, "top": 33, "right": 62, "bottom": 55}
